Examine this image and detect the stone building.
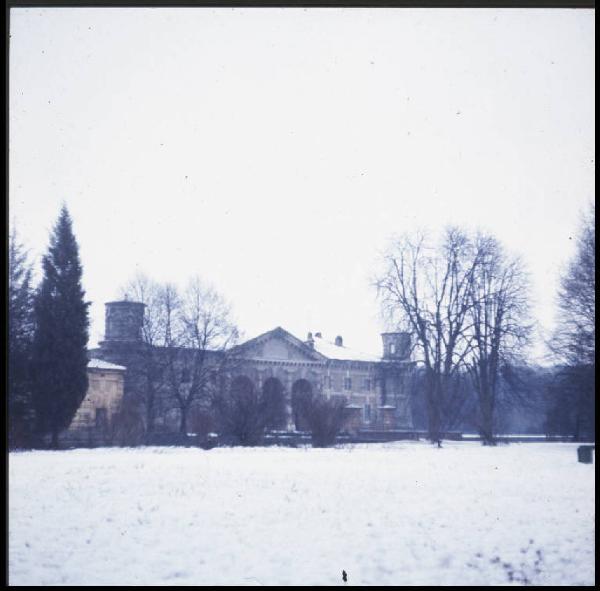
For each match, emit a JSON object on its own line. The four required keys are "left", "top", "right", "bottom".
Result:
{"left": 91, "top": 300, "right": 415, "bottom": 434}
{"left": 61, "top": 358, "right": 126, "bottom": 446}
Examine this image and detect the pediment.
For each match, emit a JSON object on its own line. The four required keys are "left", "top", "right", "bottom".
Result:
{"left": 232, "top": 327, "right": 326, "bottom": 362}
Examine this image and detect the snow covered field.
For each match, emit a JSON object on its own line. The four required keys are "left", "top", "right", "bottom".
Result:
{"left": 9, "top": 442, "right": 595, "bottom": 586}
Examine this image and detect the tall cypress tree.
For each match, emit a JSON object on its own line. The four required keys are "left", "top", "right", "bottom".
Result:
{"left": 32, "top": 205, "right": 90, "bottom": 448}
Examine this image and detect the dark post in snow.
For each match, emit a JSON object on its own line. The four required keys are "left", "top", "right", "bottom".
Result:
{"left": 577, "top": 445, "right": 594, "bottom": 464}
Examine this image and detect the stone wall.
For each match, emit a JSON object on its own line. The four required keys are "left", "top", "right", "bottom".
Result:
{"left": 62, "top": 367, "right": 125, "bottom": 446}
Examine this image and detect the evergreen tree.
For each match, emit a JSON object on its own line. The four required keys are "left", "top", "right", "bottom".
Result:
{"left": 32, "top": 205, "right": 90, "bottom": 448}
{"left": 8, "top": 226, "right": 36, "bottom": 447}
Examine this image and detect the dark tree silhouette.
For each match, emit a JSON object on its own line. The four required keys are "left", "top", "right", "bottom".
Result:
{"left": 31, "top": 205, "right": 90, "bottom": 448}
{"left": 548, "top": 204, "right": 595, "bottom": 440}
{"left": 465, "top": 234, "right": 531, "bottom": 445}
{"left": 212, "top": 375, "right": 286, "bottom": 446}
{"left": 551, "top": 204, "right": 595, "bottom": 367}
{"left": 376, "top": 227, "right": 532, "bottom": 444}
{"left": 375, "top": 228, "right": 479, "bottom": 442}
{"left": 300, "top": 393, "right": 347, "bottom": 448}
{"left": 120, "top": 273, "right": 172, "bottom": 435}
{"left": 8, "top": 225, "right": 36, "bottom": 448}
{"left": 165, "top": 277, "right": 239, "bottom": 435}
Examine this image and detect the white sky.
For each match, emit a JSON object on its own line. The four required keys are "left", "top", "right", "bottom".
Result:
{"left": 9, "top": 7, "right": 595, "bottom": 363}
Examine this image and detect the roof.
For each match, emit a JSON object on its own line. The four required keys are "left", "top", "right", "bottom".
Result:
{"left": 231, "top": 327, "right": 382, "bottom": 363}
{"left": 88, "top": 358, "right": 126, "bottom": 371}
{"left": 312, "top": 335, "right": 381, "bottom": 362}
{"left": 229, "top": 326, "right": 327, "bottom": 362}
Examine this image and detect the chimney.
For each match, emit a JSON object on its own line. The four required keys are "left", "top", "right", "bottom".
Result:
{"left": 306, "top": 332, "right": 314, "bottom": 349}
{"left": 335, "top": 335, "right": 343, "bottom": 347}
{"left": 315, "top": 332, "right": 322, "bottom": 338}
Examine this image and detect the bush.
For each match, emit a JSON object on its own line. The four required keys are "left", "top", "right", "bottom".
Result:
{"left": 212, "top": 377, "right": 286, "bottom": 446}
{"left": 302, "top": 395, "right": 347, "bottom": 448}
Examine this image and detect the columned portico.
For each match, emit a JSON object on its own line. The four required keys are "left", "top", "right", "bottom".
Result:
{"left": 227, "top": 358, "right": 325, "bottom": 432}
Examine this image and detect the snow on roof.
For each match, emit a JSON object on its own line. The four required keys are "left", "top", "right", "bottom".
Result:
{"left": 88, "top": 358, "right": 126, "bottom": 371}
{"left": 312, "top": 336, "right": 381, "bottom": 362}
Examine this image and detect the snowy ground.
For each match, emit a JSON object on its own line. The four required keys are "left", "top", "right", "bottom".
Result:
{"left": 9, "top": 442, "right": 595, "bottom": 586}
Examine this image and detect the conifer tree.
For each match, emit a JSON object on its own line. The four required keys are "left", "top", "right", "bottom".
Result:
{"left": 32, "top": 205, "right": 90, "bottom": 448}
{"left": 8, "top": 226, "right": 36, "bottom": 447}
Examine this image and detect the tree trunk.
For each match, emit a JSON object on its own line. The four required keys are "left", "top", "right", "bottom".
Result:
{"left": 479, "top": 387, "right": 496, "bottom": 446}
{"left": 573, "top": 406, "right": 581, "bottom": 442}
{"left": 425, "top": 377, "right": 442, "bottom": 443}
{"left": 146, "top": 395, "right": 155, "bottom": 434}
{"left": 50, "top": 428, "right": 59, "bottom": 449}
{"left": 480, "top": 404, "right": 496, "bottom": 446}
{"left": 179, "top": 407, "right": 188, "bottom": 435}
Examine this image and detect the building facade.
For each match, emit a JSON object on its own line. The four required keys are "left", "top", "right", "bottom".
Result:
{"left": 92, "top": 301, "right": 415, "bottom": 434}
{"left": 62, "top": 359, "right": 126, "bottom": 446}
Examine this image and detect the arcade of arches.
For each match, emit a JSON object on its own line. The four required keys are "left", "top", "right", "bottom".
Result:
{"left": 229, "top": 373, "right": 316, "bottom": 431}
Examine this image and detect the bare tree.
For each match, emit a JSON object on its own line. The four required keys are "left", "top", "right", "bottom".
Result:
{"left": 551, "top": 204, "right": 595, "bottom": 366}
{"left": 465, "top": 234, "right": 531, "bottom": 444}
{"left": 164, "top": 276, "right": 239, "bottom": 435}
{"left": 375, "top": 227, "right": 479, "bottom": 442}
{"left": 121, "top": 274, "right": 239, "bottom": 437}
{"left": 120, "top": 273, "right": 172, "bottom": 434}
{"left": 547, "top": 204, "right": 595, "bottom": 440}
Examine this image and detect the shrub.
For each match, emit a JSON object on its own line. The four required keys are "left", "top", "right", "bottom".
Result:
{"left": 302, "top": 394, "right": 347, "bottom": 448}
{"left": 212, "top": 377, "right": 286, "bottom": 446}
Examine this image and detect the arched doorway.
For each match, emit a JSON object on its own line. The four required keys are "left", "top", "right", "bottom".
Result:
{"left": 262, "top": 377, "right": 286, "bottom": 430}
{"left": 291, "top": 379, "right": 313, "bottom": 431}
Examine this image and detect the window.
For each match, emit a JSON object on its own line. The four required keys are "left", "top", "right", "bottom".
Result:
{"left": 364, "top": 404, "right": 372, "bottom": 422}
{"left": 344, "top": 377, "right": 352, "bottom": 391}
{"left": 389, "top": 343, "right": 396, "bottom": 355}
{"left": 325, "top": 375, "right": 333, "bottom": 389}
{"left": 364, "top": 378, "right": 372, "bottom": 391}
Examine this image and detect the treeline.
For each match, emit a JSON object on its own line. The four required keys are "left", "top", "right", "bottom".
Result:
{"left": 406, "top": 363, "right": 592, "bottom": 438}
{"left": 8, "top": 203, "right": 595, "bottom": 449}
{"left": 375, "top": 206, "right": 595, "bottom": 444}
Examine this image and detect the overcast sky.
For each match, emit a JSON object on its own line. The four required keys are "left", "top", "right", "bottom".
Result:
{"left": 9, "top": 7, "right": 595, "bottom": 362}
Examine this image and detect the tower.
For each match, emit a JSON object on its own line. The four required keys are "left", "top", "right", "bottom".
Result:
{"left": 103, "top": 300, "right": 146, "bottom": 343}
{"left": 379, "top": 332, "right": 414, "bottom": 429}
{"left": 381, "top": 332, "right": 411, "bottom": 360}
{"left": 95, "top": 301, "right": 147, "bottom": 416}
